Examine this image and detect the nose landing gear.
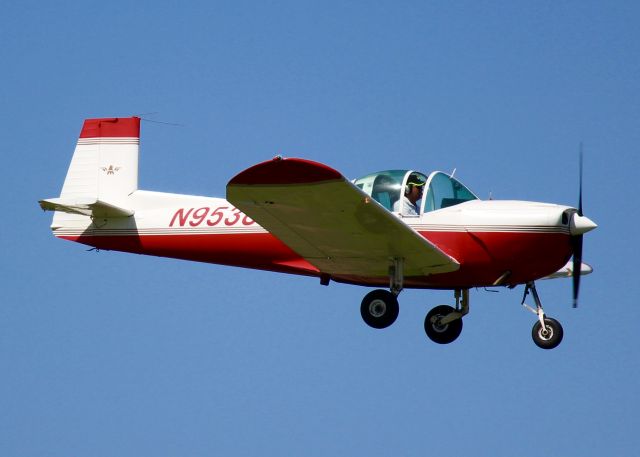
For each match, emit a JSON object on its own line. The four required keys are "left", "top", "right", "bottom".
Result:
{"left": 522, "top": 282, "right": 564, "bottom": 349}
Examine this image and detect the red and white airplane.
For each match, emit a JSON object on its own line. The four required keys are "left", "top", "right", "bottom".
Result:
{"left": 40, "top": 117, "right": 597, "bottom": 349}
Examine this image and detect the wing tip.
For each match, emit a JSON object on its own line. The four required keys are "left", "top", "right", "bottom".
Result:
{"left": 228, "top": 157, "right": 343, "bottom": 186}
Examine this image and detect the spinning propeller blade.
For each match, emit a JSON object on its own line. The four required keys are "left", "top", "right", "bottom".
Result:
{"left": 571, "top": 234, "right": 583, "bottom": 308}
{"left": 572, "top": 145, "right": 584, "bottom": 308}
{"left": 578, "top": 145, "right": 583, "bottom": 217}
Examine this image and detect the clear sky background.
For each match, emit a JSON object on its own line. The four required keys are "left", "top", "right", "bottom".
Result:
{"left": 1, "top": 1, "right": 639, "bottom": 456}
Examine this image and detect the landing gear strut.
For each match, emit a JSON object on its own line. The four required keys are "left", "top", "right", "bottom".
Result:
{"left": 360, "top": 258, "right": 404, "bottom": 330}
{"left": 522, "top": 282, "right": 564, "bottom": 349}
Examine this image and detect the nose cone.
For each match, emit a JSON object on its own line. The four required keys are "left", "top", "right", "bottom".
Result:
{"left": 570, "top": 214, "right": 597, "bottom": 235}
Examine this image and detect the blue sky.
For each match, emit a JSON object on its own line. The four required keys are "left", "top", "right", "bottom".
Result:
{"left": 2, "top": 1, "right": 639, "bottom": 455}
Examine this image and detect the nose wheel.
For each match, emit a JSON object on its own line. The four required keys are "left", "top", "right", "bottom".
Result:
{"left": 522, "top": 282, "right": 564, "bottom": 350}
{"left": 532, "top": 317, "right": 564, "bottom": 349}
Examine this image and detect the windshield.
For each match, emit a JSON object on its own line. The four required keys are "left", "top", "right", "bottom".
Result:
{"left": 422, "top": 172, "right": 478, "bottom": 213}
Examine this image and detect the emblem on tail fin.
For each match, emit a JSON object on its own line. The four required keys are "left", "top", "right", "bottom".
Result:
{"left": 101, "top": 165, "right": 122, "bottom": 175}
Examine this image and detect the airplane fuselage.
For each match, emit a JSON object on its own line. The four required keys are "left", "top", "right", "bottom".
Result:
{"left": 52, "top": 189, "right": 573, "bottom": 289}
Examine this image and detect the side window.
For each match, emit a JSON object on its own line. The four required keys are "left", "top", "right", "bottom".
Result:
{"left": 371, "top": 176, "right": 392, "bottom": 210}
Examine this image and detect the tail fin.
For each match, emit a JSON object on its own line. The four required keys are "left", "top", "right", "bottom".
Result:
{"left": 62, "top": 116, "right": 140, "bottom": 201}
{"left": 40, "top": 117, "right": 140, "bottom": 224}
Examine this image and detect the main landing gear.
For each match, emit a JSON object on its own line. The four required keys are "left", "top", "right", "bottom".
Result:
{"left": 424, "top": 289, "right": 469, "bottom": 344}
{"left": 360, "top": 258, "right": 403, "bottom": 329}
{"left": 360, "top": 287, "right": 469, "bottom": 345}
{"left": 359, "top": 275, "right": 564, "bottom": 349}
{"left": 360, "top": 289, "right": 399, "bottom": 329}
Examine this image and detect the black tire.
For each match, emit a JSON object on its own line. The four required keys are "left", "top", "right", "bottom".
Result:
{"left": 360, "top": 289, "right": 399, "bottom": 329}
{"left": 424, "top": 305, "right": 463, "bottom": 344}
{"left": 532, "top": 318, "right": 564, "bottom": 349}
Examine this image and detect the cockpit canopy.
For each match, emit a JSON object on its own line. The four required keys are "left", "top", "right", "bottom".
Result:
{"left": 353, "top": 169, "right": 478, "bottom": 216}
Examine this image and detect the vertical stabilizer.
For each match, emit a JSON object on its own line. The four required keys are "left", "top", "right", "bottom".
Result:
{"left": 60, "top": 117, "right": 140, "bottom": 202}
{"left": 47, "top": 117, "right": 140, "bottom": 228}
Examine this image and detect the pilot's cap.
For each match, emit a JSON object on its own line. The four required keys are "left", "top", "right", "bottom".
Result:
{"left": 407, "top": 173, "right": 426, "bottom": 187}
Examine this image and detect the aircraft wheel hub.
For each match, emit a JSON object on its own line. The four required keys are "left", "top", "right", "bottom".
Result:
{"left": 369, "top": 300, "right": 387, "bottom": 318}
{"left": 537, "top": 326, "right": 553, "bottom": 340}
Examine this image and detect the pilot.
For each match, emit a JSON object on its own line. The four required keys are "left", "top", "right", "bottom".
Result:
{"left": 393, "top": 173, "right": 425, "bottom": 216}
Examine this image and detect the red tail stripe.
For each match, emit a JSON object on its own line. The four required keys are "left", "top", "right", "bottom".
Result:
{"left": 79, "top": 117, "right": 140, "bottom": 138}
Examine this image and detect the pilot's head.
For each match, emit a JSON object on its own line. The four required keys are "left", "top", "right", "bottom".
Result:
{"left": 405, "top": 173, "right": 426, "bottom": 202}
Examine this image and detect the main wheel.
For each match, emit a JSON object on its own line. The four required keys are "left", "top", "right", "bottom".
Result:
{"left": 532, "top": 318, "right": 564, "bottom": 349}
{"left": 424, "top": 305, "right": 463, "bottom": 344}
{"left": 360, "top": 289, "right": 399, "bottom": 329}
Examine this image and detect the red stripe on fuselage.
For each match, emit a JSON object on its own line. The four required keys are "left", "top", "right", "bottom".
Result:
{"left": 58, "top": 232, "right": 320, "bottom": 277}
{"left": 57, "top": 229, "right": 572, "bottom": 288}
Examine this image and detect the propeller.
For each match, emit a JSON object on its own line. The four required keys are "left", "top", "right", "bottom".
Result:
{"left": 572, "top": 148, "right": 583, "bottom": 307}
{"left": 568, "top": 145, "right": 599, "bottom": 307}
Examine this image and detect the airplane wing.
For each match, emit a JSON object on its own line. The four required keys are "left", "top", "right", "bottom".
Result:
{"left": 542, "top": 260, "right": 593, "bottom": 280}
{"left": 227, "top": 157, "right": 459, "bottom": 279}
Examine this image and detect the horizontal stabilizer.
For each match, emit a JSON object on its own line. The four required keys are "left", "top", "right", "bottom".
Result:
{"left": 39, "top": 197, "right": 134, "bottom": 218}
